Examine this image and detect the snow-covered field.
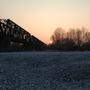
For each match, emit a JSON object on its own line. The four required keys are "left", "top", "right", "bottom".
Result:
{"left": 0, "top": 52, "right": 90, "bottom": 90}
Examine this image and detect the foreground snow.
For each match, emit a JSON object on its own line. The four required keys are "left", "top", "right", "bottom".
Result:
{"left": 0, "top": 52, "right": 90, "bottom": 89}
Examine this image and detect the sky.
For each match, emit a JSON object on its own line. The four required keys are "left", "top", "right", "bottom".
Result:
{"left": 0, "top": 0, "right": 90, "bottom": 44}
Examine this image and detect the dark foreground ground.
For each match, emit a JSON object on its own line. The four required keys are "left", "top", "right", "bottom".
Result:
{"left": 0, "top": 52, "right": 90, "bottom": 90}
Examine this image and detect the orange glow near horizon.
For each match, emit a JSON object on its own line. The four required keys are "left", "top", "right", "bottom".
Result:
{"left": 12, "top": 11, "right": 90, "bottom": 44}
{"left": 0, "top": 0, "right": 90, "bottom": 44}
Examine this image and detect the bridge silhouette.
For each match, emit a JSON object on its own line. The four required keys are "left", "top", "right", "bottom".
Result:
{"left": 0, "top": 19, "right": 47, "bottom": 51}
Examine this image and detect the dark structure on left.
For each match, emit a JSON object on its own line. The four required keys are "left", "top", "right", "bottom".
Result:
{"left": 0, "top": 19, "right": 47, "bottom": 51}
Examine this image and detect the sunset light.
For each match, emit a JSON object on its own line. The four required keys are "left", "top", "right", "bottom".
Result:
{"left": 0, "top": 0, "right": 90, "bottom": 89}
{"left": 0, "top": 0, "right": 90, "bottom": 44}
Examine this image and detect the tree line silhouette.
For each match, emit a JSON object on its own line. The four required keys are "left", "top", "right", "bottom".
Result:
{"left": 49, "top": 27, "right": 90, "bottom": 51}
{"left": 0, "top": 19, "right": 90, "bottom": 51}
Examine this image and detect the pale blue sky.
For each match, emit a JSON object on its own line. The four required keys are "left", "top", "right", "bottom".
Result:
{"left": 0, "top": 0, "right": 90, "bottom": 43}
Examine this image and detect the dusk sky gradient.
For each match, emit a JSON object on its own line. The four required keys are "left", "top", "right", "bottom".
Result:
{"left": 0, "top": 0, "right": 90, "bottom": 43}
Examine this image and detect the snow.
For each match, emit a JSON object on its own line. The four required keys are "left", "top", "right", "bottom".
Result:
{"left": 0, "top": 52, "right": 90, "bottom": 89}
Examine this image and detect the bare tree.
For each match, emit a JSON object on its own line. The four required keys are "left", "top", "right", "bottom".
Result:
{"left": 51, "top": 27, "right": 65, "bottom": 44}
